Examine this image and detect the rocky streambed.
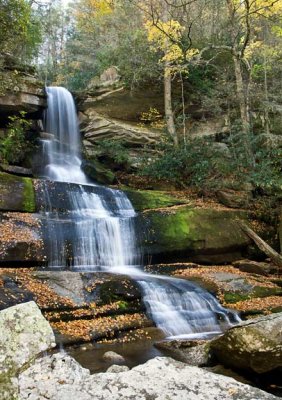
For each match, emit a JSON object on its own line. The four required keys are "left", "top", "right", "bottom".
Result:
{"left": 0, "top": 301, "right": 281, "bottom": 400}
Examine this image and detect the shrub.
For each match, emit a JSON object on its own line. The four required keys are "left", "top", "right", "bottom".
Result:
{"left": 140, "top": 138, "right": 229, "bottom": 188}
{"left": 93, "top": 139, "right": 130, "bottom": 169}
{"left": 0, "top": 112, "right": 32, "bottom": 165}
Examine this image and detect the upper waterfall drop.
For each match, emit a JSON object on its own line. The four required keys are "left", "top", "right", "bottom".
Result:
{"left": 43, "top": 86, "right": 88, "bottom": 184}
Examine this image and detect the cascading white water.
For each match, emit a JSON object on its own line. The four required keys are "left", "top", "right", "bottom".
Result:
{"left": 41, "top": 86, "right": 239, "bottom": 339}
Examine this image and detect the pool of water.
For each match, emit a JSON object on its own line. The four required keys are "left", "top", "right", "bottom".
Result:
{"left": 67, "top": 328, "right": 166, "bottom": 373}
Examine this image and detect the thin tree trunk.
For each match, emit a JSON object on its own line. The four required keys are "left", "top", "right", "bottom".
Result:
{"left": 232, "top": 54, "right": 253, "bottom": 160}
{"left": 164, "top": 66, "right": 178, "bottom": 146}
{"left": 180, "top": 71, "right": 187, "bottom": 148}
{"left": 238, "top": 221, "right": 282, "bottom": 269}
{"left": 263, "top": 50, "right": 271, "bottom": 135}
{"left": 163, "top": 3, "right": 178, "bottom": 146}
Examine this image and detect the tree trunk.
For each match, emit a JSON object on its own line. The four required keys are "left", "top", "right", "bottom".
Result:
{"left": 232, "top": 54, "right": 253, "bottom": 161}
{"left": 164, "top": 65, "right": 178, "bottom": 146}
{"left": 238, "top": 221, "right": 282, "bottom": 269}
{"left": 163, "top": 2, "right": 178, "bottom": 146}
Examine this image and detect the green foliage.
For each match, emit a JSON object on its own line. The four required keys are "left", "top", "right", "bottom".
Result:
{"left": 94, "top": 140, "right": 130, "bottom": 168}
{"left": 140, "top": 138, "right": 224, "bottom": 188}
{"left": 140, "top": 132, "right": 281, "bottom": 193}
{"left": 0, "top": 112, "right": 32, "bottom": 165}
{"left": 250, "top": 146, "right": 282, "bottom": 192}
{"left": 0, "top": 0, "right": 42, "bottom": 62}
{"left": 228, "top": 128, "right": 282, "bottom": 193}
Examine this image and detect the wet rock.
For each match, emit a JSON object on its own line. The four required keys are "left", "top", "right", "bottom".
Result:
{"left": 39, "top": 132, "right": 55, "bottom": 140}
{"left": 0, "top": 212, "right": 45, "bottom": 264}
{"left": 33, "top": 271, "right": 86, "bottom": 307}
{"left": 155, "top": 339, "right": 211, "bottom": 366}
{"left": 210, "top": 312, "right": 282, "bottom": 374}
{"left": 0, "top": 276, "right": 34, "bottom": 310}
{"left": 0, "top": 302, "right": 55, "bottom": 399}
{"left": 0, "top": 164, "right": 33, "bottom": 177}
{"left": 19, "top": 354, "right": 277, "bottom": 399}
{"left": 81, "top": 159, "right": 116, "bottom": 185}
{"left": 102, "top": 351, "right": 125, "bottom": 364}
{"left": 97, "top": 277, "right": 141, "bottom": 305}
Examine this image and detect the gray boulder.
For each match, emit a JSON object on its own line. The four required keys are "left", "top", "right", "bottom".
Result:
{"left": 19, "top": 354, "right": 278, "bottom": 399}
{"left": 0, "top": 301, "right": 55, "bottom": 399}
{"left": 102, "top": 351, "right": 125, "bottom": 364}
{"left": 210, "top": 312, "right": 282, "bottom": 374}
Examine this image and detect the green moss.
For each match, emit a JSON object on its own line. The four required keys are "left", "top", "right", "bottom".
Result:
{"left": 23, "top": 177, "right": 36, "bottom": 212}
{"left": 142, "top": 206, "right": 249, "bottom": 254}
{"left": 123, "top": 189, "right": 188, "bottom": 211}
{"left": 224, "top": 292, "right": 250, "bottom": 303}
{"left": 82, "top": 160, "right": 116, "bottom": 184}
{"left": 0, "top": 172, "right": 35, "bottom": 212}
{"left": 224, "top": 286, "right": 282, "bottom": 304}
{"left": 117, "top": 300, "right": 130, "bottom": 310}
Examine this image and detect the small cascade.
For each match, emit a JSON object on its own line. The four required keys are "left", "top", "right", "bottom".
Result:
{"left": 139, "top": 276, "right": 240, "bottom": 338}
{"left": 40, "top": 86, "right": 240, "bottom": 339}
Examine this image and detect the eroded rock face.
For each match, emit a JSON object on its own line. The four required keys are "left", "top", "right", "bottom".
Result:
{"left": 81, "top": 110, "right": 162, "bottom": 151}
{"left": 0, "top": 73, "right": 46, "bottom": 119}
{"left": 210, "top": 312, "right": 282, "bottom": 374}
{"left": 0, "top": 302, "right": 55, "bottom": 399}
{"left": 19, "top": 354, "right": 278, "bottom": 400}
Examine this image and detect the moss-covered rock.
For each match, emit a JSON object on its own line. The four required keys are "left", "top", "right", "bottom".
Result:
{"left": 0, "top": 172, "right": 36, "bottom": 212}
{"left": 138, "top": 206, "right": 250, "bottom": 264}
{"left": 210, "top": 312, "right": 282, "bottom": 374}
{"left": 81, "top": 160, "right": 116, "bottom": 185}
{"left": 123, "top": 189, "right": 188, "bottom": 211}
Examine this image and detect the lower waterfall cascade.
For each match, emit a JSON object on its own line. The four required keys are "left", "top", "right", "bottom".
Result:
{"left": 40, "top": 86, "right": 240, "bottom": 339}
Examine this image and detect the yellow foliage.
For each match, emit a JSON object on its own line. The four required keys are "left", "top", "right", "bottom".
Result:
{"left": 232, "top": 0, "right": 282, "bottom": 17}
{"left": 76, "top": 0, "right": 113, "bottom": 29}
{"left": 139, "top": 107, "right": 165, "bottom": 129}
{"left": 145, "top": 19, "right": 198, "bottom": 71}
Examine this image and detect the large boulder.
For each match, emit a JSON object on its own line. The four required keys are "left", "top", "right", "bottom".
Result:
{"left": 138, "top": 206, "right": 251, "bottom": 264}
{"left": 19, "top": 354, "right": 277, "bottom": 399}
{"left": 0, "top": 302, "right": 55, "bottom": 399}
{"left": 210, "top": 312, "right": 282, "bottom": 374}
{"left": 216, "top": 189, "right": 252, "bottom": 209}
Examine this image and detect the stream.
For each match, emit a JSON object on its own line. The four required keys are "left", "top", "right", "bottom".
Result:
{"left": 40, "top": 86, "right": 240, "bottom": 362}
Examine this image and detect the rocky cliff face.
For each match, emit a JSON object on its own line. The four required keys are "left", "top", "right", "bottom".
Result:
{"left": 0, "top": 56, "right": 46, "bottom": 125}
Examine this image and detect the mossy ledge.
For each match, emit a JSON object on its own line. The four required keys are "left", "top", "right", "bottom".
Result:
{"left": 0, "top": 172, "right": 36, "bottom": 212}
{"left": 122, "top": 188, "right": 188, "bottom": 211}
{"left": 137, "top": 205, "right": 251, "bottom": 264}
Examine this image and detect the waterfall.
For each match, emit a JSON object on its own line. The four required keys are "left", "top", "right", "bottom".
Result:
{"left": 41, "top": 86, "right": 239, "bottom": 339}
